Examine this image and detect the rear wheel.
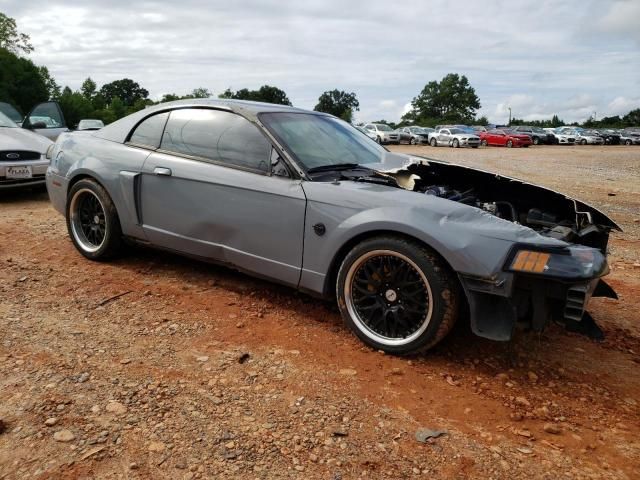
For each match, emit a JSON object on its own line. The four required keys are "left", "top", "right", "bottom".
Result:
{"left": 430, "top": 138, "right": 437, "bottom": 147}
{"left": 336, "top": 236, "right": 459, "bottom": 355}
{"left": 506, "top": 140, "right": 513, "bottom": 148}
{"left": 66, "top": 178, "right": 123, "bottom": 261}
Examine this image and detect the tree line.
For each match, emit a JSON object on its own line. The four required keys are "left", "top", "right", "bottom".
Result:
{"left": 1, "top": 12, "right": 638, "bottom": 130}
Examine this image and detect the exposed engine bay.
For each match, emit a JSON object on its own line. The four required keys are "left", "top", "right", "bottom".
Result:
{"left": 384, "top": 159, "right": 620, "bottom": 252}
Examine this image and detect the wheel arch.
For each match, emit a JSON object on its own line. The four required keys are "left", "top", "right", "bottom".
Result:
{"left": 322, "top": 229, "right": 461, "bottom": 300}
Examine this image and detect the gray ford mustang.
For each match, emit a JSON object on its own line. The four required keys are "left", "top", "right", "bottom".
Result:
{"left": 46, "top": 99, "right": 619, "bottom": 354}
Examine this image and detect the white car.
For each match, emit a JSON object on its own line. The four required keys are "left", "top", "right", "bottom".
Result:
{"left": 77, "top": 119, "right": 105, "bottom": 131}
{"left": 551, "top": 130, "right": 577, "bottom": 145}
{"left": 363, "top": 123, "right": 400, "bottom": 144}
{"left": 0, "top": 108, "right": 52, "bottom": 190}
{"left": 428, "top": 128, "right": 480, "bottom": 148}
{"left": 565, "top": 129, "right": 604, "bottom": 145}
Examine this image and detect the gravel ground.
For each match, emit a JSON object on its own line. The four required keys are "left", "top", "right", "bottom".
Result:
{"left": 0, "top": 145, "right": 639, "bottom": 479}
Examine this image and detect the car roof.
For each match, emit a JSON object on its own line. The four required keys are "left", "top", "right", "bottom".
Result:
{"left": 94, "top": 99, "right": 318, "bottom": 144}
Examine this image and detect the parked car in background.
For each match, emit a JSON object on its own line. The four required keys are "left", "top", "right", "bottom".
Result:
{"left": 428, "top": 127, "right": 480, "bottom": 148}
{"left": 45, "top": 99, "right": 618, "bottom": 353}
{"left": 553, "top": 130, "right": 576, "bottom": 145}
{"left": 0, "top": 101, "right": 68, "bottom": 141}
{"left": 597, "top": 129, "right": 621, "bottom": 145}
{"left": 0, "top": 109, "right": 52, "bottom": 190}
{"left": 472, "top": 125, "right": 488, "bottom": 133}
{"left": 77, "top": 119, "right": 105, "bottom": 131}
{"left": 356, "top": 126, "right": 378, "bottom": 142}
{"left": 479, "top": 129, "right": 532, "bottom": 148}
{"left": 620, "top": 131, "right": 640, "bottom": 145}
{"left": 398, "top": 126, "right": 432, "bottom": 145}
{"left": 363, "top": 123, "right": 399, "bottom": 145}
{"left": 568, "top": 129, "right": 604, "bottom": 145}
{"left": 510, "top": 126, "right": 555, "bottom": 145}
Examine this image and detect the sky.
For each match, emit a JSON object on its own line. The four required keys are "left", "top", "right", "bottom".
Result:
{"left": 3, "top": 0, "right": 640, "bottom": 124}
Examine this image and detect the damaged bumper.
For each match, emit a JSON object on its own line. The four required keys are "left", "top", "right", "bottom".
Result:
{"left": 459, "top": 245, "right": 614, "bottom": 341}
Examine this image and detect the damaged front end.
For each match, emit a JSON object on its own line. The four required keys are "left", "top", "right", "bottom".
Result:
{"left": 381, "top": 156, "right": 621, "bottom": 341}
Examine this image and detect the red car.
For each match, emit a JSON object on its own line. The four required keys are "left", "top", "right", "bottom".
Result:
{"left": 479, "top": 129, "right": 532, "bottom": 148}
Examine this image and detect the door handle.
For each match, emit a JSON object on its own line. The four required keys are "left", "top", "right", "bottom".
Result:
{"left": 154, "top": 167, "right": 172, "bottom": 176}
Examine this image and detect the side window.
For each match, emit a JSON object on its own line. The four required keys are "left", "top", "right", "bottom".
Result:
{"left": 161, "top": 109, "right": 271, "bottom": 173}
{"left": 129, "top": 112, "right": 169, "bottom": 148}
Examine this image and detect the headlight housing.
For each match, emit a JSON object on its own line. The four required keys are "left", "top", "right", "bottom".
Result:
{"left": 506, "top": 245, "right": 608, "bottom": 279}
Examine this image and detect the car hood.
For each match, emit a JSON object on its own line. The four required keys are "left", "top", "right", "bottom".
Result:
{"left": 362, "top": 152, "right": 620, "bottom": 231}
{"left": 0, "top": 127, "right": 53, "bottom": 153}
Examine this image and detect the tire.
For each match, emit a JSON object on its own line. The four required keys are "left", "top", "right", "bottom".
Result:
{"left": 625, "top": 139, "right": 632, "bottom": 145}
{"left": 580, "top": 139, "right": 587, "bottom": 145}
{"left": 336, "top": 236, "right": 460, "bottom": 355}
{"left": 410, "top": 138, "right": 417, "bottom": 145}
{"left": 452, "top": 139, "right": 460, "bottom": 148}
{"left": 66, "top": 178, "right": 123, "bottom": 261}
{"left": 481, "top": 139, "right": 488, "bottom": 147}
{"left": 533, "top": 137, "right": 540, "bottom": 145}
{"left": 376, "top": 136, "right": 382, "bottom": 144}
{"left": 430, "top": 138, "right": 437, "bottom": 147}
{"left": 506, "top": 140, "right": 513, "bottom": 148}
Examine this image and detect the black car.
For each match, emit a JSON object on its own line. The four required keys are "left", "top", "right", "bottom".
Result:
{"left": 597, "top": 129, "right": 621, "bottom": 145}
{"left": 510, "top": 126, "right": 555, "bottom": 145}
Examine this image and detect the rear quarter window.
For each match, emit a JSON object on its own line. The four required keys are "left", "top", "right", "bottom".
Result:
{"left": 129, "top": 112, "right": 169, "bottom": 148}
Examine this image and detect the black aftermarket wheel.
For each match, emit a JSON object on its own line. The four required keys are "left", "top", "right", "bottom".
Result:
{"left": 66, "top": 178, "right": 123, "bottom": 260}
{"left": 336, "top": 236, "right": 460, "bottom": 355}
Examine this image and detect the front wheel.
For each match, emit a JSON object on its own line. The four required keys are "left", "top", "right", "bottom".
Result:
{"left": 66, "top": 178, "right": 123, "bottom": 260}
{"left": 410, "top": 137, "right": 416, "bottom": 145}
{"left": 533, "top": 137, "right": 540, "bottom": 145}
{"left": 336, "top": 236, "right": 459, "bottom": 355}
{"left": 376, "top": 136, "right": 382, "bottom": 144}
{"left": 580, "top": 139, "right": 587, "bottom": 145}
{"left": 625, "top": 139, "right": 632, "bottom": 145}
{"left": 452, "top": 139, "right": 460, "bottom": 148}
{"left": 430, "top": 138, "right": 437, "bottom": 147}
{"left": 506, "top": 140, "right": 513, "bottom": 148}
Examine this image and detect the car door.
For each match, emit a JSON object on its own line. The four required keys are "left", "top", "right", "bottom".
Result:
{"left": 438, "top": 129, "right": 451, "bottom": 145}
{"left": 22, "top": 102, "right": 67, "bottom": 140}
{"left": 138, "top": 107, "right": 306, "bottom": 287}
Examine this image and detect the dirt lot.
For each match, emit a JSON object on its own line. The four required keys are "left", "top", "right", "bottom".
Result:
{"left": 1, "top": 145, "right": 639, "bottom": 479}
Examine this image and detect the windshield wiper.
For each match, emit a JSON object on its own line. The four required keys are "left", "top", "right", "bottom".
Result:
{"left": 307, "top": 163, "right": 362, "bottom": 174}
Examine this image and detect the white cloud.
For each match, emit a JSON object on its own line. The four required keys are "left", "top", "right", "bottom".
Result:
{"left": 607, "top": 97, "right": 640, "bottom": 116}
{"left": 3, "top": 0, "right": 639, "bottom": 122}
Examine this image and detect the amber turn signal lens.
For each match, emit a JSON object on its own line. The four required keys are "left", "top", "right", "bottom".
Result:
{"left": 510, "top": 250, "right": 550, "bottom": 273}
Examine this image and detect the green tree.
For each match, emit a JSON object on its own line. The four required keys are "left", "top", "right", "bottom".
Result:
{"left": 81, "top": 77, "right": 97, "bottom": 100}
{"left": 108, "top": 97, "right": 127, "bottom": 120}
{"left": 191, "top": 87, "right": 211, "bottom": 98}
{"left": 314, "top": 90, "right": 359, "bottom": 122}
{"left": 622, "top": 108, "right": 640, "bottom": 127}
{"left": 370, "top": 119, "right": 397, "bottom": 129}
{"left": 403, "top": 73, "right": 480, "bottom": 124}
{"left": 37, "top": 66, "right": 61, "bottom": 99}
{"left": 0, "top": 12, "right": 33, "bottom": 54}
{"left": 550, "top": 114, "right": 563, "bottom": 127}
{"left": 57, "top": 87, "right": 94, "bottom": 127}
{"left": 160, "top": 93, "right": 181, "bottom": 102}
{"left": 0, "top": 47, "right": 48, "bottom": 113}
{"left": 99, "top": 78, "right": 149, "bottom": 107}
{"left": 218, "top": 85, "right": 292, "bottom": 105}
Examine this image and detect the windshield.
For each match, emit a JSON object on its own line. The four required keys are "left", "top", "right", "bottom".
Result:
{"left": 375, "top": 124, "right": 392, "bottom": 131}
{"left": 0, "top": 111, "right": 18, "bottom": 128}
{"left": 449, "top": 128, "right": 464, "bottom": 134}
{"left": 0, "top": 102, "right": 22, "bottom": 125}
{"left": 261, "top": 113, "right": 386, "bottom": 171}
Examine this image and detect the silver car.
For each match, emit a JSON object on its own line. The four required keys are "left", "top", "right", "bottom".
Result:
{"left": 46, "top": 99, "right": 618, "bottom": 354}
{"left": 0, "top": 109, "right": 52, "bottom": 190}
{"left": 428, "top": 127, "right": 480, "bottom": 148}
{"left": 363, "top": 123, "right": 399, "bottom": 144}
